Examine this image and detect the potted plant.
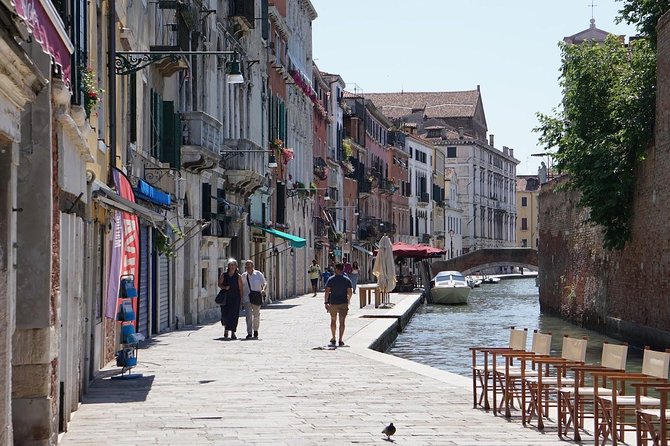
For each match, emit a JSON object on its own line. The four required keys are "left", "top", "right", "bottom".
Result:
{"left": 80, "top": 67, "right": 103, "bottom": 118}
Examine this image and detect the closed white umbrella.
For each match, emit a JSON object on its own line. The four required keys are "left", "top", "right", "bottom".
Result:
{"left": 372, "top": 235, "right": 397, "bottom": 304}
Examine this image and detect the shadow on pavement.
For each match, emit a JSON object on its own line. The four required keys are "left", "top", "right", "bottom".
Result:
{"left": 83, "top": 374, "right": 155, "bottom": 404}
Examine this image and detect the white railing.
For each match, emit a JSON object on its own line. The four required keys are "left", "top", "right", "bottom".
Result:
{"left": 181, "top": 111, "right": 222, "bottom": 154}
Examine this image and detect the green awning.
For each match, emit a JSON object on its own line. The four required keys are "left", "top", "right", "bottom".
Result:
{"left": 256, "top": 227, "right": 306, "bottom": 248}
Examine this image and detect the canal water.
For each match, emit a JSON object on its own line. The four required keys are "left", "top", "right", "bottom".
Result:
{"left": 388, "top": 278, "right": 644, "bottom": 375}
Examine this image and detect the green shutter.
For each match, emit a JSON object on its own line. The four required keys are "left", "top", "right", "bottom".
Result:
{"left": 161, "top": 101, "right": 181, "bottom": 168}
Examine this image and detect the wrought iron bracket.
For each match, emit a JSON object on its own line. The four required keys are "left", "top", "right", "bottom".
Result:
{"left": 115, "top": 50, "right": 236, "bottom": 76}
{"left": 144, "top": 167, "right": 181, "bottom": 186}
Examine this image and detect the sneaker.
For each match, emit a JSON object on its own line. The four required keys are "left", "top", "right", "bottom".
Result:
{"left": 329, "top": 339, "right": 336, "bottom": 346}
{"left": 253, "top": 331, "right": 258, "bottom": 338}
{"left": 339, "top": 341, "right": 345, "bottom": 347}
{"left": 231, "top": 333, "right": 237, "bottom": 340}
{"left": 246, "top": 334, "right": 253, "bottom": 340}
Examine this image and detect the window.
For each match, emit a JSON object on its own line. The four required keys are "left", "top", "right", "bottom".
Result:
{"left": 447, "top": 146, "right": 457, "bottom": 158}
{"left": 521, "top": 218, "right": 528, "bottom": 230}
{"left": 521, "top": 196, "right": 528, "bottom": 207}
{"left": 201, "top": 268, "right": 207, "bottom": 288}
{"left": 521, "top": 239, "right": 528, "bottom": 247}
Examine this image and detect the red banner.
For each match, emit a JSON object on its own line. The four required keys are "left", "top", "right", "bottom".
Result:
{"left": 13, "top": 0, "right": 73, "bottom": 87}
{"left": 110, "top": 168, "right": 140, "bottom": 326}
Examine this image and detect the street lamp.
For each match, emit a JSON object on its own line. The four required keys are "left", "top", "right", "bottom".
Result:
{"left": 448, "top": 229, "right": 454, "bottom": 259}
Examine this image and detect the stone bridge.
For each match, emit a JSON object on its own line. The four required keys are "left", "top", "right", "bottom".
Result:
{"left": 430, "top": 248, "right": 538, "bottom": 277}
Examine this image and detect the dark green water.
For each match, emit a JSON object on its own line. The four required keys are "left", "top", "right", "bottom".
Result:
{"left": 388, "top": 278, "right": 644, "bottom": 375}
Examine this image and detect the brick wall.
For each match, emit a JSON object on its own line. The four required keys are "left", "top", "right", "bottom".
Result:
{"left": 538, "top": 11, "right": 670, "bottom": 347}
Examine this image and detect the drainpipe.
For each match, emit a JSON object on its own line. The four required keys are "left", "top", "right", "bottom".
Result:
{"left": 107, "top": 0, "right": 116, "bottom": 184}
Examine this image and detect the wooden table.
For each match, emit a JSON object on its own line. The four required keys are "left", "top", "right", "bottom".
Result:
{"left": 358, "top": 284, "right": 381, "bottom": 308}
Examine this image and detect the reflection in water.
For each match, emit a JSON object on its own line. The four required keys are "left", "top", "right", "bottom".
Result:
{"left": 388, "top": 278, "right": 643, "bottom": 375}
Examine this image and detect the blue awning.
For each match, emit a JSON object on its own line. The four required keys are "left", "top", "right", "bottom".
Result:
{"left": 134, "top": 179, "right": 171, "bottom": 207}
{"left": 256, "top": 227, "right": 306, "bottom": 248}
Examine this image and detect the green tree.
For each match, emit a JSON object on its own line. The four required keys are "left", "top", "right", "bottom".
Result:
{"left": 535, "top": 36, "right": 656, "bottom": 250}
{"left": 616, "top": 0, "right": 670, "bottom": 46}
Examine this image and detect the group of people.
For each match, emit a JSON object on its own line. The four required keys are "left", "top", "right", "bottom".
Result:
{"left": 218, "top": 259, "right": 267, "bottom": 340}
{"left": 308, "top": 258, "right": 360, "bottom": 296}
{"left": 218, "top": 257, "right": 357, "bottom": 347}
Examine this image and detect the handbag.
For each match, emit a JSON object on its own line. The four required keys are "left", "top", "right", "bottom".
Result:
{"left": 215, "top": 289, "right": 228, "bottom": 306}
{"left": 247, "top": 275, "right": 263, "bottom": 306}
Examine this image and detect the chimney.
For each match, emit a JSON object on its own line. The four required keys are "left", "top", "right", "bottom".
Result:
{"left": 489, "top": 134, "right": 494, "bottom": 147}
{"left": 458, "top": 127, "right": 464, "bottom": 139}
{"left": 503, "top": 146, "right": 509, "bottom": 156}
{"left": 509, "top": 148, "right": 514, "bottom": 158}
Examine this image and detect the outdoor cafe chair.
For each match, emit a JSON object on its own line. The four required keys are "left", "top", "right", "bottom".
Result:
{"left": 592, "top": 347, "right": 670, "bottom": 446}
{"left": 521, "top": 335, "right": 588, "bottom": 430}
{"left": 556, "top": 342, "right": 628, "bottom": 441}
{"left": 470, "top": 327, "right": 528, "bottom": 412}
{"left": 634, "top": 383, "right": 670, "bottom": 446}
{"left": 494, "top": 330, "right": 553, "bottom": 420}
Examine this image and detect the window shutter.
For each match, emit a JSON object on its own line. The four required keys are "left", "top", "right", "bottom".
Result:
{"left": 161, "top": 101, "right": 181, "bottom": 168}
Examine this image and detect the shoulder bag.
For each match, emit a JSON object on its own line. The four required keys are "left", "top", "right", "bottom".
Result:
{"left": 247, "top": 274, "right": 263, "bottom": 306}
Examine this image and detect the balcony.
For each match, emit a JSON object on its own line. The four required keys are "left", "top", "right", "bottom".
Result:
{"left": 358, "top": 179, "right": 373, "bottom": 196}
{"left": 379, "top": 178, "right": 397, "bottom": 194}
{"left": 229, "top": 0, "right": 255, "bottom": 31}
{"left": 180, "top": 111, "right": 222, "bottom": 171}
{"left": 221, "top": 138, "right": 266, "bottom": 196}
{"left": 313, "top": 156, "right": 328, "bottom": 180}
{"left": 358, "top": 217, "right": 397, "bottom": 240}
{"left": 418, "top": 192, "right": 430, "bottom": 204}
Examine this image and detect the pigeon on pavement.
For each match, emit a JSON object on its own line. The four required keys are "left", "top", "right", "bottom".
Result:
{"left": 382, "top": 422, "right": 396, "bottom": 441}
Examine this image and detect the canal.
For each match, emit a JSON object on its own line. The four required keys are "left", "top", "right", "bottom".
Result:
{"left": 388, "top": 277, "right": 644, "bottom": 375}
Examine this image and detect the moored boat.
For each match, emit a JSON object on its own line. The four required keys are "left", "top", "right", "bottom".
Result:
{"left": 430, "top": 271, "right": 470, "bottom": 305}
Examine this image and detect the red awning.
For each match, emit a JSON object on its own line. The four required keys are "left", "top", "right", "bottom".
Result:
{"left": 14, "top": 0, "right": 74, "bottom": 87}
{"left": 373, "top": 242, "right": 446, "bottom": 259}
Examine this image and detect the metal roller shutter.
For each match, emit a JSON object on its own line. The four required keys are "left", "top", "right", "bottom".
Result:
{"left": 158, "top": 253, "right": 169, "bottom": 331}
{"left": 138, "top": 225, "right": 149, "bottom": 337}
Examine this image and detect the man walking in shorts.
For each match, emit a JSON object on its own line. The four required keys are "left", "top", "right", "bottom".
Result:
{"left": 324, "top": 263, "right": 352, "bottom": 346}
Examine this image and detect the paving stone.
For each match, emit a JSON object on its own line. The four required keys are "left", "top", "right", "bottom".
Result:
{"left": 60, "top": 293, "right": 596, "bottom": 445}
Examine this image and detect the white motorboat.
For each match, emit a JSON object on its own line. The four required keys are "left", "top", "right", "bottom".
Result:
{"left": 466, "top": 276, "right": 482, "bottom": 288}
{"left": 481, "top": 276, "right": 501, "bottom": 284}
{"left": 430, "top": 271, "right": 471, "bottom": 305}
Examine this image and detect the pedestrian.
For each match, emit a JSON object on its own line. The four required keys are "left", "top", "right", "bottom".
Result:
{"left": 343, "top": 258, "right": 353, "bottom": 276}
{"left": 324, "top": 263, "right": 353, "bottom": 347}
{"left": 308, "top": 259, "right": 321, "bottom": 296}
{"left": 322, "top": 267, "right": 332, "bottom": 288}
{"left": 218, "top": 258, "right": 244, "bottom": 340}
{"left": 350, "top": 261, "right": 360, "bottom": 292}
{"left": 241, "top": 259, "right": 267, "bottom": 339}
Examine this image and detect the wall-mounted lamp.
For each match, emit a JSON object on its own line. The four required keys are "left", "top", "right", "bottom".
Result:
{"left": 290, "top": 248, "right": 295, "bottom": 256}
{"left": 226, "top": 57, "right": 244, "bottom": 84}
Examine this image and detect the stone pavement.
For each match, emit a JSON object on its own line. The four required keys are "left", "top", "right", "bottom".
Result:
{"left": 59, "top": 293, "right": 591, "bottom": 445}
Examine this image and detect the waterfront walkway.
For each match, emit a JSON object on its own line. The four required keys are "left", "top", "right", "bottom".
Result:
{"left": 60, "top": 293, "right": 587, "bottom": 445}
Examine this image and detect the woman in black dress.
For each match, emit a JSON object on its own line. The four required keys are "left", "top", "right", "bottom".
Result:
{"left": 219, "top": 258, "right": 244, "bottom": 339}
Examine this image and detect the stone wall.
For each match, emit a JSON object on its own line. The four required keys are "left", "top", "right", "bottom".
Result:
{"left": 538, "top": 11, "right": 670, "bottom": 348}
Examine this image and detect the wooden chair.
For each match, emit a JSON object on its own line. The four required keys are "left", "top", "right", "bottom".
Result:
{"left": 470, "top": 327, "right": 528, "bottom": 411}
{"left": 494, "top": 330, "right": 553, "bottom": 420}
{"left": 635, "top": 383, "right": 670, "bottom": 446}
{"left": 593, "top": 347, "right": 670, "bottom": 446}
{"left": 522, "top": 335, "right": 588, "bottom": 429}
{"left": 557, "top": 342, "right": 628, "bottom": 441}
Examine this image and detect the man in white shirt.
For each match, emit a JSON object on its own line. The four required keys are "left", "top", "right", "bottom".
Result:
{"left": 241, "top": 260, "right": 267, "bottom": 339}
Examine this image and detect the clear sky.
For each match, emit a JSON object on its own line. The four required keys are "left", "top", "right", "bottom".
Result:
{"left": 310, "top": 0, "right": 637, "bottom": 175}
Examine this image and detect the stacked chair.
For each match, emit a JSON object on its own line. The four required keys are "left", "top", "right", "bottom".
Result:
{"left": 471, "top": 327, "right": 670, "bottom": 446}
{"left": 519, "top": 335, "right": 589, "bottom": 429}
{"left": 635, "top": 382, "right": 670, "bottom": 445}
{"left": 495, "top": 330, "right": 553, "bottom": 420}
{"left": 591, "top": 347, "right": 670, "bottom": 446}
{"left": 556, "top": 342, "right": 629, "bottom": 441}
{"left": 470, "top": 327, "right": 528, "bottom": 412}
